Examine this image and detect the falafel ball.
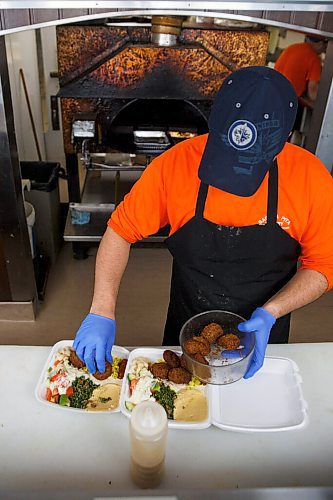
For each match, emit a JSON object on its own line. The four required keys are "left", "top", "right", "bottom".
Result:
{"left": 163, "top": 349, "right": 180, "bottom": 368}
{"left": 183, "top": 338, "right": 210, "bottom": 356}
{"left": 151, "top": 362, "right": 170, "bottom": 380}
{"left": 183, "top": 338, "right": 201, "bottom": 355}
{"left": 180, "top": 354, "right": 188, "bottom": 370}
{"left": 118, "top": 358, "right": 128, "bottom": 379}
{"left": 201, "top": 322, "right": 224, "bottom": 343}
{"left": 69, "top": 349, "right": 85, "bottom": 369}
{"left": 192, "top": 336, "right": 211, "bottom": 353}
{"left": 193, "top": 353, "right": 209, "bottom": 365}
{"left": 93, "top": 361, "right": 113, "bottom": 380}
{"left": 168, "top": 367, "right": 192, "bottom": 385}
{"left": 217, "top": 333, "right": 241, "bottom": 350}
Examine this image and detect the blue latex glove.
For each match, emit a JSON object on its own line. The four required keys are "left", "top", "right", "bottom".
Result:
{"left": 73, "top": 313, "right": 116, "bottom": 374}
{"left": 238, "top": 307, "right": 276, "bottom": 379}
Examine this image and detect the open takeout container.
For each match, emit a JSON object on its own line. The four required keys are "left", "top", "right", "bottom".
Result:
{"left": 119, "top": 348, "right": 308, "bottom": 432}
{"left": 211, "top": 356, "right": 309, "bottom": 432}
{"left": 35, "top": 340, "right": 129, "bottom": 414}
{"left": 119, "top": 347, "right": 211, "bottom": 430}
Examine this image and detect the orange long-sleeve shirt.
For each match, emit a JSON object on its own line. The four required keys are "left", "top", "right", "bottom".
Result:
{"left": 109, "top": 135, "right": 333, "bottom": 289}
{"left": 274, "top": 42, "right": 322, "bottom": 97}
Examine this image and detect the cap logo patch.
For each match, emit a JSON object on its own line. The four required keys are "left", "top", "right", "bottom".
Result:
{"left": 228, "top": 120, "right": 257, "bottom": 150}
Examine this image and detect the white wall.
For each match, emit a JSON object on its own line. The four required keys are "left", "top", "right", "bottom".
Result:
{"left": 6, "top": 30, "right": 46, "bottom": 161}
{"left": 41, "top": 26, "right": 68, "bottom": 202}
{"left": 40, "top": 26, "right": 66, "bottom": 170}
{"left": 6, "top": 27, "right": 67, "bottom": 200}
{"left": 277, "top": 30, "right": 305, "bottom": 49}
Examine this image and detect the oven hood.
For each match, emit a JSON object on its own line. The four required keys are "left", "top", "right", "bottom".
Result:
{"left": 56, "top": 22, "right": 268, "bottom": 154}
{"left": 1, "top": 1, "right": 333, "bottom": 10}
{"left": 56, "top": 25, "right": 269, "bottom": 100}
{"left": 1, "top": 3, "right": 333, "bottom": 38}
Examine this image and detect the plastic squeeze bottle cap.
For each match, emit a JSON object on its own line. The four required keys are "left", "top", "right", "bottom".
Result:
{"left": 130, "top": 401, "right": 168, "bottom": 488}
{"left": 131, "top": 400, "right": 167, "bottom": 439}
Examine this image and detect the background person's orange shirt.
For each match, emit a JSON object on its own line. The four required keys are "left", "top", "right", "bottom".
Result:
{"left": 109, "top": 135, "right": 333, "bottom": 289}
{"left": 274, "top": 42, "right": 322, "bottom": 97}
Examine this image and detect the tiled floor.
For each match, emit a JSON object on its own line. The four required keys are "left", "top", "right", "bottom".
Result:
{"left": 0, "top": 242, "right": 332, "bottom": 346}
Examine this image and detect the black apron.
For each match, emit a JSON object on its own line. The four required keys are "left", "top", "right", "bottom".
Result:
{"left": 163, "top": 160, "right": 301, "bottom": 346}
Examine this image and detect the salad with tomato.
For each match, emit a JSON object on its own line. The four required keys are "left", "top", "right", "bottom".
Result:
{"left": 45, "top": 346, "right": 126, "bottom": 410}
{"left": 125, "top": 356, "right": 203, "bottom": 420}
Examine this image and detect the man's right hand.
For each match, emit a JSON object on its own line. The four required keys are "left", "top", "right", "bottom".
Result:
{"left": 238, "top": 307, "right": 276, "bottom": 379}
{"left": 73, "top": 313, "right": 116, "bottom": 374}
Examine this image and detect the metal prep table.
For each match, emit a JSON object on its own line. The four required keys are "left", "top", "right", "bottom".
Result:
{"left": 64, "top": 153, "right": 167, "bottom": 245}
{"left": 0, "top": 342, "right": 333, "bottom": 499}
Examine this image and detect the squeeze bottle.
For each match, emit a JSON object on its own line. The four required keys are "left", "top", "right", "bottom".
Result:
{"left": 130, "top": 400, "right": 168, "bottom": 488}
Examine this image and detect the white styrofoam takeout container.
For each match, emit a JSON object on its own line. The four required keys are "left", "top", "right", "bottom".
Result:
{"left": 119, "top": 347, "right": 211, "bottom": 430}
{"left": 35, "top": 340, "right": 129, "bottom": 414}
{"left": 211, "top": 356, "right": 309, "bottom": 432}
{"left": 120, "top": 348, "right": 308, "bottom": 432}
{"left": 36, "top": 343, "right": 308, "bottom": 430}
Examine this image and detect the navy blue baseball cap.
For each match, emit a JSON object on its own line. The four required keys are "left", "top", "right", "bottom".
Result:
{"left": 198, "top": 66, "right": 298, "bottom": 197}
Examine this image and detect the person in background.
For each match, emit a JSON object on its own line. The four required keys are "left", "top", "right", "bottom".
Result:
{"left": 274, "top": 36, "right": 327, "bottom": 136}
{"left": 73, "top": 66, "right": 333, "bottom": 381}
{"left": 274, "top": 35, "right": 327, "bottom": 102}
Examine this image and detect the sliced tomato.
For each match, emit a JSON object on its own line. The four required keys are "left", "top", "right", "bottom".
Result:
{"left": 50, "top": 371, "right": 62, "bottom": 382}
{"left": 130, "top": 379, "right": 138, "bottom": 394}
{"left": 46, "top": 388, "right": 52, "bottom": 401}
{"left": 66, "top": 386, "right": 74, "bottom": 396}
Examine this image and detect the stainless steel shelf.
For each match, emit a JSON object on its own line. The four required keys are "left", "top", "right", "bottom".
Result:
{"left": 64, "top": 167, "right": 138, "bottom": 242}
{"left": 64, "top": 166, "right": 167, "bottom": 243}
{"left": 64, "top": 210, "right": 167, "bottom": 242}
{"left": 64, "top": 210, "right": 110, "bottom": 242}
{"left": 81, "top": 169, "right": 141, "bottom": 204}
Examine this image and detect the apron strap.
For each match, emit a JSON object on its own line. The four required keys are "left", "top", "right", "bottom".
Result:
{"left": 267, "top": 159, "right": 278, "bottom": 225}
{"left": 196, "top": 159, "right": 279, "bottom": 223}
{"left": 195, "top": 181, "right": 209, "bottom": 217}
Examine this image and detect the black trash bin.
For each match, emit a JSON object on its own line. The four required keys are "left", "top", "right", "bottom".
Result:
{"left": 20, "top": 161, "right": 63, "bottom": 264}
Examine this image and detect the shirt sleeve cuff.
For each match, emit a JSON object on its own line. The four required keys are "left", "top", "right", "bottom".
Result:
{"left": 107, "top": 218, "right": 137, "bottom": 244}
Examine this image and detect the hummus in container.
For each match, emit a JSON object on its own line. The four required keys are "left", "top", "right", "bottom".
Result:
{"left": 174, "top": 388, "right": 208, "bottom": 422}
{"left": 86, "top": 384, "right": 121, "bottom": 411}
{"left": 124, "top": 352, "right": 208, "bottom": 424}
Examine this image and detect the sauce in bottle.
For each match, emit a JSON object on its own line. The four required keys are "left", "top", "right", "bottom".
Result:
{"left": 130, "top": 400, "right": 168, "bottom": 488}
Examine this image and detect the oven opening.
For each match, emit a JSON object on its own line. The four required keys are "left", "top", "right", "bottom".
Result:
{"left": 107, "top": 98, "right": 209, "bottom": 154}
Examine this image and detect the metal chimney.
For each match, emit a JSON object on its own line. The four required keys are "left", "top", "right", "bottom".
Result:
{"left": 151, "top": 16, "right": 184, "bottom": 46}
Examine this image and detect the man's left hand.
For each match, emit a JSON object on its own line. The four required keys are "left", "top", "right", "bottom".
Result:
{"left": 238, "top": 307, "right": 276, "bottom": 379}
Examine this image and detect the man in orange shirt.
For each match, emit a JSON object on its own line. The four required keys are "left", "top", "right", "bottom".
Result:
{"left": 274, "top": 36, "right": 327, "bottom": 101}
{"left": 275, "top": 36, "right": 327, "bottom": 134}
{"left": 73, "top": 67, "right": 333, "bottom": 379}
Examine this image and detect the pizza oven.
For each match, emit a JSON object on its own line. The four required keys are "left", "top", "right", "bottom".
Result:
{"left": 57, "top": 18, "right": 269, "bottom": 253}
